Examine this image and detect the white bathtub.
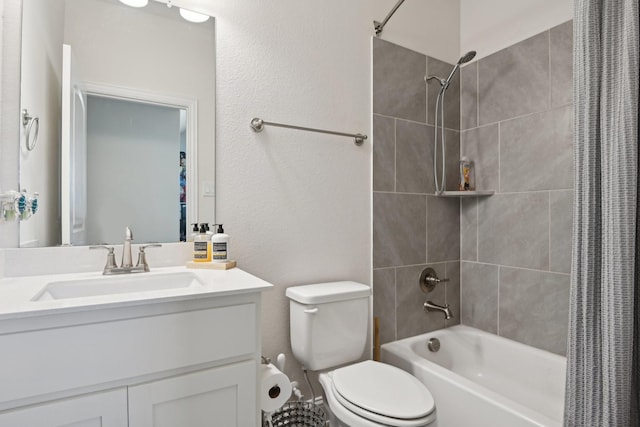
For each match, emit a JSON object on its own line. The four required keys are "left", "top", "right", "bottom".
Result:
{"left": 381, "top": 325, "right": 566, "bottom": 427}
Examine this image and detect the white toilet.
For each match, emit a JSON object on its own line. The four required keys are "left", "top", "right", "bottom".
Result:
{"left": 286, "top": 281, "right": 437, "bottom": 427}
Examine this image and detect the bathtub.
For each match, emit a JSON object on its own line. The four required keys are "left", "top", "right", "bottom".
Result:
{"left": 381, "top": 325, "right": 566, "bottom": 427}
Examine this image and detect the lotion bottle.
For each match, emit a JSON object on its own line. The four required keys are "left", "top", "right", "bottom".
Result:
{"left": 193, "top": 224, "right": 211, "bottom": 262}
{"left": 211, "top": 224, "right": 230, "bottom": 263}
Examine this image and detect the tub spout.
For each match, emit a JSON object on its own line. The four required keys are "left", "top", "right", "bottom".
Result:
{"left": 424, "top": 300, "right": 453, "bottom": 320}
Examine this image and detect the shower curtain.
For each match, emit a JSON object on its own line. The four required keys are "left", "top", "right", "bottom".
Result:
{"left": 565, "top": 1, "right": 640, "bottom": 426}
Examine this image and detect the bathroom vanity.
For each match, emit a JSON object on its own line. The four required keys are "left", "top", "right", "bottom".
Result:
{"left": 0, "top": 265, "right": 271, "bottom": 426}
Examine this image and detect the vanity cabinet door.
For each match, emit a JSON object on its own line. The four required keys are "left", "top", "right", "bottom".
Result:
{"left": 128, "top": 359, "right": 257, "bottom": 427}
{"left": 0, "top": 388, "right": 127, "bottom": 427}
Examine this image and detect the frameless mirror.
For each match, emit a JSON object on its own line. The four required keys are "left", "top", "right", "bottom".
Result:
{"left": 18, "top": 0, "right": 215, "bottom": 247}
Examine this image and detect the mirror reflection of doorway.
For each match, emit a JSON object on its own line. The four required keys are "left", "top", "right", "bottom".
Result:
{"left": 84, "top": 95, "right": 186, "bottom": 245}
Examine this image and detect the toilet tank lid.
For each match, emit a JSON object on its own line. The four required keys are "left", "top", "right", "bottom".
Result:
{"left": 286, "top": 281, "right": 370, "bottom": 304}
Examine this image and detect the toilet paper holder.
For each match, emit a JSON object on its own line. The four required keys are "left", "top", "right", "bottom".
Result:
{"left": 261, "top": 355, "right": 285, "bottom": 399}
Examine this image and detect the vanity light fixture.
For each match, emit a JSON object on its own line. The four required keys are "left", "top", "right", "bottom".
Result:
{"left": 119, "top": 0, "right": 148, "bottom": 7}
{"left": 179, "top": 8, "right": 210, "bottom": 23}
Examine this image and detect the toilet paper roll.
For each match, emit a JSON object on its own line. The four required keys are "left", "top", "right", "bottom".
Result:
{"left": 260, "top": 363, "right": 292, "bottom": 412}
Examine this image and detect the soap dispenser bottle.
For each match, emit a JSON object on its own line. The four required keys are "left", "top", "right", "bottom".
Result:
{"left": 193, "top": 223, "right": 212, "bottom": 262}
{"left": 211, "top": 224, "right": 230, "bottom": 263}
{"left": 187, "top": 223, "right": 199, "bottom": 242}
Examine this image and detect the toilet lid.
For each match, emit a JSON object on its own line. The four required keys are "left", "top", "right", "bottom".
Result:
{"left": 332, "top": 360, "right": 435, "bottom": 420}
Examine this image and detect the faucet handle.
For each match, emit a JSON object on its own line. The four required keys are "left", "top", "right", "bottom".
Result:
{"left": 419, "top": 267, "right": 449, "bottom": 293}
{"left": 90, "top": 245, "right": 118, "bottom": 273}
{"left": 136, "top": 244, "right": 162, "bottom": 272}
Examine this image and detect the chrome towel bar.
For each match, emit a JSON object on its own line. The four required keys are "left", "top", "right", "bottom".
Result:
{"left": 250, "top": 117, "right": 367, "bottom": 146}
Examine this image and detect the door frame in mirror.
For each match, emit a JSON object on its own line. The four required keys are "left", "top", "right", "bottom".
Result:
{"left": 61, "top": 81, "right": 198, "bottom": 245}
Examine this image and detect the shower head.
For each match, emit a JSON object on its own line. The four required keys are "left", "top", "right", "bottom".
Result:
{"left": 457, "top": 51, "right": 476, "bottom": 65}
{"left": 441, "top": 51, "right": 477, "bottom": 89}
{"left": 425, "top": 50, "right": 478, "bottom": 90}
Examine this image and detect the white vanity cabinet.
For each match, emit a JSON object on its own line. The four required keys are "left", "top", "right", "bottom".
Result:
{"left": 0, "top": 388, "right": 128, "bottom": 427}
{"left": 129, "top": 360, "right": 256, "bottom": 426}
{"left": 0, "top": 287, "right": 265, "bottom": 427}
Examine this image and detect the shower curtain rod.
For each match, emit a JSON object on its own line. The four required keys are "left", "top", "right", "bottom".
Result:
{"left": 374, "top": 0, "right": 407, "bottom": 36}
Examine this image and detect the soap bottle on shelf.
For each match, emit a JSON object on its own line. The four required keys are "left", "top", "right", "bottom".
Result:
{"left": 211, "top": 224, "right": 230, "bottom": 263}
{"left": 193, "top": 223, "right": 212, "bottom": 262}
{"left": 459, "top": 157, "right": 475, "bottom": 191}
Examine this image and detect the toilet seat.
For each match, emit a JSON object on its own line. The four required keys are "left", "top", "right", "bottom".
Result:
{"left": 328, "top": 361, "right": 436, "bottom": 426}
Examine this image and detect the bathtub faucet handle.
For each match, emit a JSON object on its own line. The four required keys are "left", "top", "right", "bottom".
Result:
{"left": 420, "top": 267, "right": 449, "bottom": 293}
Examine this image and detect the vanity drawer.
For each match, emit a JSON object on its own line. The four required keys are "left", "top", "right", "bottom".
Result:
{"left": 0, "top": 303, "right": 257, "bottom": 406}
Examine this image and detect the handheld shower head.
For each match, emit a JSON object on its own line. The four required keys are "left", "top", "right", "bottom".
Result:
{"left": 442, "top": 51, "right": 477, "bottom": 88}
{"left": 429, "top": 49, "right": 477, "bottom": 196}
{"left": 458, "top": 51, "right": 477, "bottom": 65}
{"left": 425, "top": 51, "right": 478, "bottom": 90}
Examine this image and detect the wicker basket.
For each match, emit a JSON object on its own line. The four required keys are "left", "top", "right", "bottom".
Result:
{"left": 263, "top": 400, "right": 327, "bottom": 427}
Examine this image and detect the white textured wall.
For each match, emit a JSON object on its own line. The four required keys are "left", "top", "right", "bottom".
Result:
{"left": 461, "top": 0, "right": 573, "bottom": 60}
{"left": 19, "top": 0, "right": 64, "bottom": 247}
{"left": 0, "top": 0, "right": 21, "bottom": 248}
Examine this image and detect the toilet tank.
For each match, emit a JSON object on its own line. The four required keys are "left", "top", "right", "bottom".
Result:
{"left": 286, "top": 281, "right": 370, "bottom": 371}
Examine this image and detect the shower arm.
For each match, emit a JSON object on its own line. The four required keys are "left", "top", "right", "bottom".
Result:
{"left": 374, "top": 0, "right": 407, "bottom": 36}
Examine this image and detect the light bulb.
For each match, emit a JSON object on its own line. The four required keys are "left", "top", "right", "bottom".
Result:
{"left": 119, "top": 0, "right": 148, "bottom": 7}
{"left": 179, "top": 8, "right": 210, "bottom": 23}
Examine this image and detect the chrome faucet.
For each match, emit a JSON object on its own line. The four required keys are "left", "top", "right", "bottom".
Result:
{"left": 121, "top": 226, "right": 134, "bottom": 268}
{"left": 90, "top": 227, "right": 161, "bottom": 275}
{"left": 424, "top": 301, "right": 453, "bottom": 320}
{"left": 419, "top": 267, "right": 454, "bottom": 319}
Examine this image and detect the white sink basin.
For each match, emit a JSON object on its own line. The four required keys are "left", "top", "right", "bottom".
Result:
{"left": 32, "top": 272, "right": 204, "bottom": 301}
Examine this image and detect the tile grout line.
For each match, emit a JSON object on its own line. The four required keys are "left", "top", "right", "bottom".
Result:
{"left": 467, "top": 103, "right": 572, "bottom": 130}
{"left": 393, "top": 267, "right": 398, "bottom": 341}
{"left": 425, "top": 196, "right": 429, "bottom": 264}
{"left": 547, "top": 193, "right": 551, "bottom": 271}
{"left": 498, "top": 121, "right": 501, "bottom": 193}
{"left": 476, "top": 61, "right": 480, "bottom": 128}
{"left": 475, "top": 197, "right": 479, "bottom": 262}
{"left": 458, "top": 260, "right": 463, "bottom": 326}
{"left": 548, "top": 29, "right": 552, "bottom": 109}
{"left": 425, "top": 56, "right": 429, "bottom": 127}
{"left": 373, "top": 112, "right": 460, "bottom": 133}
{"left": 378, "top": 260, "right": 454, "bottom": 270}
{"left": 497, "top": 265, "right": 501, "bottom": 337}
{"left": 458, "top": 259, "right": 571, "bottom": 276}
{"left": 548, "top": 192, "right": 552, "bottom": 272}
{"left": 393, "top": 118, "right": 397, "bottom": 193}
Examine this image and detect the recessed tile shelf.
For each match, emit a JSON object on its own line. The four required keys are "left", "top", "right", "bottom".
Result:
{"left": 437, "top": 191, "right": 495, "bottom": 197}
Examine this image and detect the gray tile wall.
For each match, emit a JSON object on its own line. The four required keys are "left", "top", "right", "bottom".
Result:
{"left": 372, "top": 21, "right": 573, "bottom": 355}
{"left": 459, "top": 21, "right": 573, "bottom": 355}
{"left": 372, "top": 38, "right": 461, "bottom": 344}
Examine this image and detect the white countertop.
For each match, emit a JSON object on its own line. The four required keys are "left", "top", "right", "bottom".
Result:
{"left": 0, "top": 266, "right": 273, "bottom": 321}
